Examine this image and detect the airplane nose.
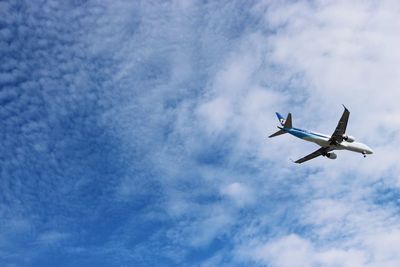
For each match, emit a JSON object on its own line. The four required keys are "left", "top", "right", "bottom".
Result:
{"left": 366, "top": 146, "right": 373, "bottom": 154}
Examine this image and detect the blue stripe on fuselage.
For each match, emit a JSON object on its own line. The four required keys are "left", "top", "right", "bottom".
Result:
{"left": 284, "top": 127, "right": 330, "bottom": 140}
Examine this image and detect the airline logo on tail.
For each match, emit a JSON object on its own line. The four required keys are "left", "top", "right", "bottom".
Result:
{"left": 276, "top": 112, "right": 285, "bottom": 125}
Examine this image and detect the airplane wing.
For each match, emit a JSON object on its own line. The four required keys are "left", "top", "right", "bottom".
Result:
{"left": 329, "top": 105, "right": 350, "bottom": 143}
{"left": 294, "top": 147, "right": 328, "bottom": 164}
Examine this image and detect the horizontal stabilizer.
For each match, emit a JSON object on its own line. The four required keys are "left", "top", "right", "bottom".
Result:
{"left": 269, "top": 129, "right": 286, "bottom": 138}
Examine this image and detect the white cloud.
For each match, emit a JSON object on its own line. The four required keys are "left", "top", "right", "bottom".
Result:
{"left": 37, "top": 231, "right": 69, "bottom": 245}
{"left": 242, "top": 234, "right": 366, "bottom": 267}
{"left": 221, "top": 182, "right": 254, "bottom": 206}
{"left": 197, "top": 97, "right": 233, "bottom": 134}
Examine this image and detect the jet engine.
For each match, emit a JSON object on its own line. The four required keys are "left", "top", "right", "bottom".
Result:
{"left": 326, "top": 152, "right": 337, "bottom": 159}
{"left": 342, "top": 135, "right": 355, "bottom": 142}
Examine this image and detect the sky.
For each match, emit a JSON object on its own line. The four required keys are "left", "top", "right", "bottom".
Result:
{"left": 1, "top": 0, "right": 400, "bottom": 266}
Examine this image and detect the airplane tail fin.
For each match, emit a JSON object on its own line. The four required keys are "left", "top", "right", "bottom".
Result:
{"left": 284, "top": 113, "right": 292, "bottom": 128}
{"left": 269, "top": 112, "right": 292, "bottom": 138}
{"left": 275, "top": 112, "right": 293, "bottom": 128}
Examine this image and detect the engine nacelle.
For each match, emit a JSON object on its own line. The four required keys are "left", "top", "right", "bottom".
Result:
{"left": 326, "top": 152, "right": 337, "bottom": 159}
{"left": 342, "top": 135, "right": 355, "bottom": 143}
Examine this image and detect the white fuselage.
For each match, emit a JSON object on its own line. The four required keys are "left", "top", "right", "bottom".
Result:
{"left": 286, "top": 127, "right": 373, "bottom": 155}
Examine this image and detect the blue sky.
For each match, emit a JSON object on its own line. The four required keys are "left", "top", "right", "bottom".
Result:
{"left": 2, "top": 0, "right": 400, "bottom": 266}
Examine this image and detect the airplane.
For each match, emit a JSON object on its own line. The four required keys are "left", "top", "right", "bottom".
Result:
{"left": 269, "top": 105, "right": 373, "bottom": 164}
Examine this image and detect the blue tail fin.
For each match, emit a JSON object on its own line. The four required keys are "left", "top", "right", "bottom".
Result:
{"left": 275, "top": 112, "right": 286, "bottom": 126}
{"left": 275, "top": 112, "right": 293, "bottom": 128}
